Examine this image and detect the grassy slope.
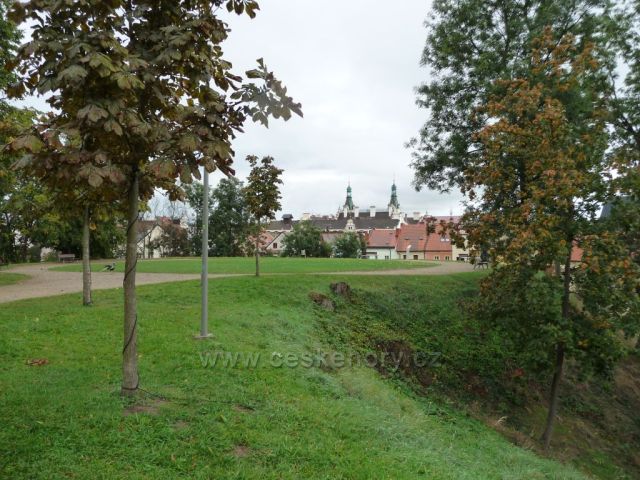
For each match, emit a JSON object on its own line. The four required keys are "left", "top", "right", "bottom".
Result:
{"left": 51, "top": 256, "right": 434, "bottom": 274}
{"left": 0, "top": 274, "right": 585, "bottom": 480}
{"left": 322, "top": 276, "right": 640, "bottom": 479}
{"left": 0, "top": 272, "right": 28, "bottom": 286}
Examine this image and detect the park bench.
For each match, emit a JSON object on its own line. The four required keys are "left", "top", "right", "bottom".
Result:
{"left": 58, "top": 253, "right": 76, "bottom": 263}
{"left": 473, "top": 261, "right": 489, "bottom": 270}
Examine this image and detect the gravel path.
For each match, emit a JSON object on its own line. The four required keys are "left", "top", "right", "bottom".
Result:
{"left": 326, "top": 261, "right": 476, "bottom": 276}
{"left": 0, "top": 261, "right": 476, "bottom": 304}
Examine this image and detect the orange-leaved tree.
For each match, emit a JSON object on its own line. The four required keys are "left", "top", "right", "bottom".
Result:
{"left": 463, "top": 29, "right": 639, "bottom": 449}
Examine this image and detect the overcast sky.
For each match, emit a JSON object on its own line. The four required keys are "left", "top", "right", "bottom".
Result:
{"left": 219, "top": 0, "right": 463, "bottom": 218}
{"left": 19, "top": 0, "right": 465, "bottom": 218}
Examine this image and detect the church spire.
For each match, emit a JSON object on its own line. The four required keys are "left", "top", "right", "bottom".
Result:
{"left": 388, "top": 181, "right": 400, "bottom": 210}
{"left": 343, "top": 183, "right": 354, "bottom": 210}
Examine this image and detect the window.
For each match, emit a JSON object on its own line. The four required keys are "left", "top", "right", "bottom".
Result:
{"left": 403, "top": 255, "right": 406, "bottom": 259}
{"left": 445, "top": 256, "right": 450, "bottom": 261}
{"left": 273, "top": 243, "right": 277, "bottom": 249}
{"left": 434, "top": 256, "right": 440, "bottom": 260}
{"left": 413, "top": 255, "right": 419, "bottom": 260}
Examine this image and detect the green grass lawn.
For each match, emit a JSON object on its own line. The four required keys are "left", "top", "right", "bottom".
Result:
{"left": 0, "top": 273, "right": 587, "bottom": 479}
{"left": 0, "top": 272, "right": 28, "bottom": 286}
{"left": 51, "top": 256, "right": 434, "bottom": 274}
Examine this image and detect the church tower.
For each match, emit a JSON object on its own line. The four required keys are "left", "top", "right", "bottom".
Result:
{"left": 341, "top": 183, "right": 357, "bottom": 216}
{"left": 344, "top": 183, "right": 354, "bottom": 210}
{"left": 388, "top": 181, "right": 400, "bottom": 217}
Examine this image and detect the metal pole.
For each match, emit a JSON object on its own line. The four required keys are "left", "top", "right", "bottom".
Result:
{"left": 200, "top": 169, "right": 210, "bottom": 338}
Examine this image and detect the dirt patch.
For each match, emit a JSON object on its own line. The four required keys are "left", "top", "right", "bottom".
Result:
{"left": 123, "top": 399, "right": 168, "bottom": 416}
{"left": 172, "top": 420, "right": 189, "bottom": 430}
{"left": 232, "top": 444, "right": 251, "bottom": 458}
{"left": 309, "top": 292, "right": 335, "bottom": 311}
{"left": 374, "top": 339, "right": 434, "bottom": 388}
{"left": 233, "top": 404, "right": 255, "bottom": 414}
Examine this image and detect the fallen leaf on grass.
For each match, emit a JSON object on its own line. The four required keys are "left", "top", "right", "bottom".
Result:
{"left": 26, "top": 358, "right": 49, "bottom": 366}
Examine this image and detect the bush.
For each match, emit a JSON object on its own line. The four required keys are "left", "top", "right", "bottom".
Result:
{"left": 334, "top": 232, "right": 361, "bottom": 258}
{"left": 282, "top": 221, "right": 330, "bottom": 257}
{"left": 27, "top": 245, "right": 41, "bottom": 263}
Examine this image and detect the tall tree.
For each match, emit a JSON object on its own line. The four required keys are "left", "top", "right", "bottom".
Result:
{"left": 281, "top": 221, "right": 330, "bottom": 258}
{"left": 210, "top": 177, "right": 250, "bottom": 257}
{"left": 334, "top": 232, "right": 361, "bottom": 258}
{"left": 0, "top": 0, "right": 19, "bottom": 99}
{"left": 243, "top": 155, "right": 283, "bottom": 276}
{"left": 184, "top": 181, "right": 212, "bottom": 256}
{"left": 410, "top": 0, "right": 612, "bottom": 193}
{"left": 465, "top": 31, "right": 639, "bottom": 450}
{"left": 8, "top": 0, "right": 301, "bottom": 396}
{"left": 149, "top": 221, "right": 190, "bottom": 257}
{"left": 184, "top": 177, "right": 250, "bottom": 256}
{"left": 606, "top": 0, "right": 640, "bottom": 274}
{"left": 0, "top": 0, "right": 25, "bottom": 264}
{"left": 52, "top": 212, "right": 126, "bottom": 259}
{"left": 3, "top": 1, "right": 114, "bottom": 303}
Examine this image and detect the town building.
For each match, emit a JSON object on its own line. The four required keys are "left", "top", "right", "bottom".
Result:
{"left": 136, "top": 216, "right": 187, "bottom": 259}
{"left": 266, "top": 182, "right": 408, "bottom": 237}
{"left": 366, "top": 229, "right": 399, "bottom": 260}
{"left": 266, "top": 183, "right": 468, "bottom": 261}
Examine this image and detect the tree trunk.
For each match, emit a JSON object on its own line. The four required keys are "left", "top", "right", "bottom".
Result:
{"left": 122, "top": 173, "right": 140, "bottom": 397}
{"left": 542, "top": 250, "right": 572, "bottom": 450}
{"left": 21, "top": 236, "right": 28, "bottom": 263}
{"left": 82, "top": 205, "right": 92, "bottom": 306}
{"left": 542, "top": 342, "right": 565, "bottom": 450}
{"left": 255, "top": 220, "right": 260, "bottom": 277}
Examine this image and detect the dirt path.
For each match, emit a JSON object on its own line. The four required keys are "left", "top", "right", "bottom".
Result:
{"left": 325, "top": 261, "right": 476, "bottom": 276}
{"left": 0, "top": 261, "right": 476, "bottom": 304}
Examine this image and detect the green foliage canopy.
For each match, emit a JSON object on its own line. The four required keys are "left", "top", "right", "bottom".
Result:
{"left": 210, "top": 177, "right": 250, "bottom": 257}
{"left": 334, "top": 232, "right": 361, "bottom": 259}
{"left": 410, "top": 0, "right": 613, "bottom": 192}
{"left": 7, "top": 0, "right": 302, "bottom": 202}
{"left": 244, "top": 155, "right": 283, "bottom": 226}
{"left": 282, "top": 221, "right": 331, "bottom": 258}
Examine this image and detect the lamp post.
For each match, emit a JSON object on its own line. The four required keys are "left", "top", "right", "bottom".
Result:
{"left": 197, "top": 169, "right": 212, "bottom": 339}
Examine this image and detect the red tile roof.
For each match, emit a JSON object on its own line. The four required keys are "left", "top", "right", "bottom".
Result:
{"left": 396, "top": 224, "right": 428, "bottom": 252}
{"left": 571, "top": 244, "right": 583, "bottom": 262}
{"left": 425, "top": 226, "right": 453, "bottom": 253}
{"left": 367, "top": 229, "right": 397, "bottom": 248}
{"left": 249, "top": 231, "right": 275, "bottom": 248}
{"left": 396, "top": 223, "right": 453, "bottom": 253}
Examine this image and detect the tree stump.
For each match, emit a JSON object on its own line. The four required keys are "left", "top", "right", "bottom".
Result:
{"left": 330, "top": 282, "right": 351, "bottom": 297}
{"left": 308, "top": 292, "right": 335, "bottom": 311}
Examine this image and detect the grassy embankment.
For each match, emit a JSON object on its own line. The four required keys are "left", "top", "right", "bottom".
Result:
{"left": 1, "top": 272, "right": 633, "bottom": 478}
{"left": 321, "top": 276, "right": 640, "bottom": 479}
